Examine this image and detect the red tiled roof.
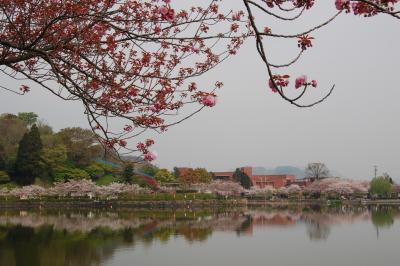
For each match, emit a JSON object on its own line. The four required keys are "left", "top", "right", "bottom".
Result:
{"left": 213, "top": 171, "right": 234, "bottom": 176}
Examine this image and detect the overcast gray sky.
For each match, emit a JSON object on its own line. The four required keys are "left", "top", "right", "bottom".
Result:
{"left": 1, "top": 1, "right": 399, "bottom": 180}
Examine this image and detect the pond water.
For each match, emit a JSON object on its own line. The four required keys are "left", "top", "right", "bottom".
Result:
{"left": 0, "top": 205, "right": 399, "bottom": 266}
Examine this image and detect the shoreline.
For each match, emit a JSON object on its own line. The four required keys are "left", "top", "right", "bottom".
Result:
{"left": 1, "top": 198, "right": 400, "bottom": 209}
{"left": 247, "top": 199, "right": 400, "bottom": 206}
{"left": 0, "top": 198, "right": 248, "bottom": 209}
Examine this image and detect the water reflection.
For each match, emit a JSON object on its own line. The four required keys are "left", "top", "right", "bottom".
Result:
{"left": 0, "top": 205, "right": 399, "bottom": 266}
{"left": 371, "top": 206, "right": 395, "bottom": 228}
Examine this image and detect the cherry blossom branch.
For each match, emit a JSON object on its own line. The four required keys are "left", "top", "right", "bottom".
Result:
{"left": 243, "top": 0, "right": 335, "bottom": 107}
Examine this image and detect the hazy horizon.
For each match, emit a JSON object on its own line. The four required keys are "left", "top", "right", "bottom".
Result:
{"left": 1, "top": 1, "right": 399, "bottom": 180}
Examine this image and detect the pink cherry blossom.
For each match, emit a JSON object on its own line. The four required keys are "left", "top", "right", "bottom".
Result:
{"left": 154, "top": 25, "right": 162, "bottom": 34}
{"left": 202, "top": 95, "right": 217, "bottom": 107}
{"left": 191, "top": 46, "right": 200, "bottom": 54}
{"left": 335, "top": 0, "right": 349, "bottom": 10}
{"left": 268, "top": 79, "right": 278, "bottom": 93}
{"left": 311, "top": 80, "right": 318, "bottom": 88}
{"left": 144, "top": 151, "right": 158, "bottom": 161}
{"left": 304, "top": 178, "right": 370, "bottom": 195}
{"left": 166, "top": 9, "right": 175, "bottom": 21}
{"left": 295, "top": 75, "right": 307, "bottom": 89}
{"left": 193, "top": 180, "right": 244, "bottom": 196}
{"left": 159, "top": 6, "right": 169, "bottom": 15}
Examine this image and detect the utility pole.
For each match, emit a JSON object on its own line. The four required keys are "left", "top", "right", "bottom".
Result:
{"left": 374, "top": 165, "right": 378, "bottom": 178}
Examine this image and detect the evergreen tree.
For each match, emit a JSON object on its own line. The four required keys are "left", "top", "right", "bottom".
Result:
{"left": 240, "top": 174, "right": 253, "bottom": 189}
{"left": 14, "top": 124, "right": 43, "bottom": 185}
{"left": 173, "top": 167, "right": 180, "bottom": 178}
{"left": 0, "top": 152, "right": 5, "bottom": 171}
{"left": 233, "top": 168, "right": 253, "bottom": 189}
{"left": 122, "top": 164, "right": 134, "bottom": 184}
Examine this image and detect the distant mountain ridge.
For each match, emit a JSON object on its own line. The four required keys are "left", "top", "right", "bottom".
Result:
{"left": 252, "top": 165, "right": 342, "bottom": 179}
{"left": 252, "top": 166, "right": 306, "bottom": 179}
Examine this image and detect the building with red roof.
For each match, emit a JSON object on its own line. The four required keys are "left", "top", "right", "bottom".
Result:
{"left": 213, "top": 167, "right": 297, "bottom": 189}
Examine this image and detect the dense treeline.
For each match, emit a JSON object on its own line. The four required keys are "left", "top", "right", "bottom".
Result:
{"left": 0, "top": 113, "right": 215, "bottom": 188}
{"left": 0, "top": 113, "right": 137, "bottom": 186}
{"left": 3, "top": 112, "right": 393, "bottom": 197}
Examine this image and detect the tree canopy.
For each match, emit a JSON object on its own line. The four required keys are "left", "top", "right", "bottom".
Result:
{"left": 179, "top": 168, "right": 213, "bottom": 185}
{"left": 370, "top": 176, "right": 394, "bottom": 198}
{"left": 155, "top": 169, "right": 177, "bottom": 184}
{"left": 0, "top": 114, "right": 27, "bottom": 159}
{"left": 0, "top": 112, "right": 118, "bottom": 185}
{"left": 305, "top": 163, "right": 330, "bottom": 180}
{"left": 17, "top": 112, "right": 38, "bottom": 127}
{"left": 56, "top": 127, "right": 103, "bottom": 166}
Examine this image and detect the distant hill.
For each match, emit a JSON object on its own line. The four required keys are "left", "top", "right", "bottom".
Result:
{"left": 252, "top": 166, "right": 306, "bottom": 179}
{"left": 252, "top": 165, "right": 342, "bottom": 179}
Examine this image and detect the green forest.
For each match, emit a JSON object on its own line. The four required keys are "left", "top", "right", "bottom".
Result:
{"left": 0, "top": 112, "right": 217, "bottom": 189}
{"left": 0, "top": 112, "right": 159, "bottom": 188}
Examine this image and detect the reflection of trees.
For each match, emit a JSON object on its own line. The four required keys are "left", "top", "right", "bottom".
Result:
{"left": 153, "top": 227, "right": 174, "bottom": 243}
{"left": 0, "top": 206, "right": 399, "bottom": 265}
{"left": 179, "top": 227, "right": 213, "bottom": 242}
{"left": 306, "top": 222, "right": 331, "bottom": 241}
{"left": 0, "top": 216, "right": 218, "bottom": 265}
{"left": 370, "top": 206, "right": 397, "bottom": 239}
{"left": 0, "top": 209, "right": 248, "bottom": 265}
{"left": 300, "top": 206, "right": 372, "bottom": 241}
{"left": 371, "top": 207, "right": 395, "bottom": 228}
{"left": 236, "top": 215, "right": 253, "bottom": 236}
{"left": 0, "top": 224, "right": 129, "bottom": 266}
{"left": 121, "top": 228, "right": 134, "bottom": 244}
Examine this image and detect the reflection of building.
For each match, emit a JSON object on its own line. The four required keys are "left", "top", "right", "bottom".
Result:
{"left": 213, "top": 167, "right": 297, "bottom": 189}
{"left": 241, "top": 212, "right": 298, "bottom": 236}
{"left": 252, "top": 214, "right": 297, "bottom": 226}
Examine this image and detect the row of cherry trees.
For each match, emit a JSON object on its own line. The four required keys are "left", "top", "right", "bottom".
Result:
{"left": 1, "top": 0, "right": 399, "bottom": 160}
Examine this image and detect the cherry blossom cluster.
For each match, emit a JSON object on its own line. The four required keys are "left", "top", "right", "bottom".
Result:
{"left": 246, "top": 185, "right": 276, "bottom": 195}
{"left": 1, "top": 0, "right": 399, "bottom": 159}
{"left": 201, "top": 95, "right": 218, "bottom": 107}
{"left": 136, "top": 139, "right": 157, "bottom": 161}
{"left": 0, "top": 213, "right": 148, "bottom": 233}
{"left": 336, "top": 0, "right": 400, "bottom": 16}
{"left": 245, "top": 0, "right": 398, "bottom": 107}
{"left": 264, "top": 0, "right": 315, "bottom": 9}
{"left": 0, "top": 180, "right": 150, "bottom": 199}
{"left": 268, "top": 74, "right": 317, "bottom": 93}
{"left": 193, "top": 180, "right": 245, "bottom": 196}
{"left": 295, "top": 75, "right": 317, "bottom": 89}
{"left": 280, "top": 184, "right": 302, "bottom": 195}
{"left": 304, "top": 178, "right": 370, "bottom": 195}
{"left": 268, "top": 75, "right": 290, "bottom": 93}
{"left": 0, "top": 0, "right": 249, "bottom": 160}
{"left": 297, "top": 35, "right": 315, "bottom": 51}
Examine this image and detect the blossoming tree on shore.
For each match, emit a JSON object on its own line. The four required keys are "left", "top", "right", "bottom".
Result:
{"left": 1, "top": 0, "right": 399, "bottom": 160}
